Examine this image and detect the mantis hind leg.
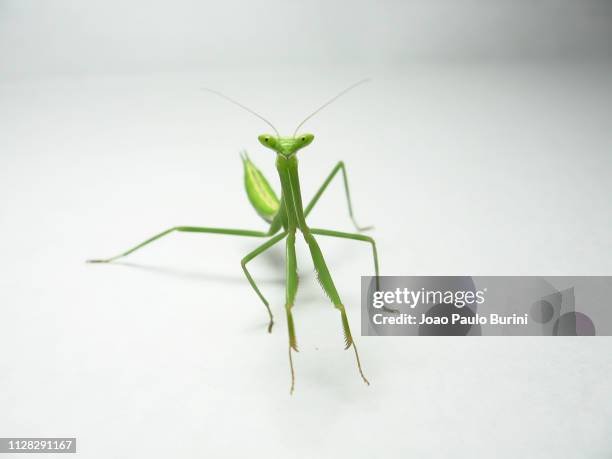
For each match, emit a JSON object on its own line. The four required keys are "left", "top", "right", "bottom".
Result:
{"left": 87, "top": 226, "right": 278, "bottom": 263}
{"left": 87, "top": 225, "right": 285, "bottom": 332}
{"left": 285, "top": 231, "right": 299, "bottom": 394}
{"left": 302, "top": 231, "right": 369, "bottom": 386}
{"left": 304, "top": 161, "right": 372, "bottom": 232}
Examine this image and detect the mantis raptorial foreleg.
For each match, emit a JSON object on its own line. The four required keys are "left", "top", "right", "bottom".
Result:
{"left": 302, "top": 231, "right": 370, "bottom": 385}
{"left": 310, "top": 227, "right": 397, "bottom": 313}
{"left": 310, "top": 227, "right": 379, "bottom": 289}
{"left": 310, "top": 228, "right": 399, "bottom": 313}
{"left": 285, "top": 231, "right": 299, "bottom": 393}
{"left": 240, "top": 232, "right": 287, "bottom": 333}
{"left": 304, "top": 161, "right": 372, "bottom": 232}
{"left": 86, "top": 226, "right": 278, "bottom": 264}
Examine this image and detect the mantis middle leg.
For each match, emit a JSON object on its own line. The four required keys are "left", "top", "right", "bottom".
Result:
{"left": 285, "top": 230, "right": 299, "bottom": 393}
{"left": 240, "top": 232, "right": 287, "bottom": 333}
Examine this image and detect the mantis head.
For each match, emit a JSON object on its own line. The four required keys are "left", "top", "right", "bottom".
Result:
{"left": 258, "top": 133, "right": 314, "bottom": 157}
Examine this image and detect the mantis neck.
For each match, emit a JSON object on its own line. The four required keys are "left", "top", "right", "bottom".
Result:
{"left": 276, "top": 155, "right": 309, "bottom": 233}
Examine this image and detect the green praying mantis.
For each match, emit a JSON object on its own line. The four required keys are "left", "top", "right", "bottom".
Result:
{"left": 88, "top": 80, "right": 380, "bottom": 393}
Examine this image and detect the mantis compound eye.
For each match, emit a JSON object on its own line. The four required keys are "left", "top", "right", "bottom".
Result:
{"left": 258, "top": 133, "right": 277, "bottom": 149}
{"left": 298, "top": 133, "right": 314, "bottom": 146}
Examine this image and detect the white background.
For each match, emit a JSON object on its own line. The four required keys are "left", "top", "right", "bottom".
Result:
{"left": 1, "top": 1, "right": 611, "bottom": 458}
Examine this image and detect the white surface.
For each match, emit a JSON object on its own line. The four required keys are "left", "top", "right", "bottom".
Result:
{"left": 1, "top": 1, "right": 612, "bottom": 458}
{"left": 1, "top": 63, "right": 611, "bottom": 459}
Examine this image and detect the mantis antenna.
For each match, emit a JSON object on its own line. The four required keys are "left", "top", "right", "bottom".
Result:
{"left": 293, "top": 78, "right": 371, "bottom": 136}
{"left": 201, "top": 87, "right": 280, "bottom": 137}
